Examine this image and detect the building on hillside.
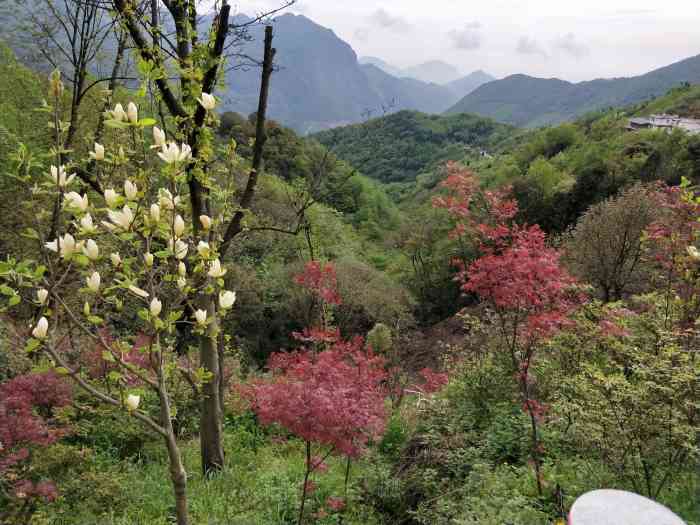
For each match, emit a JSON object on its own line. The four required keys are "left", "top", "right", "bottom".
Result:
{"left": 627, "top": 114, "right": 700, "bottom": 135}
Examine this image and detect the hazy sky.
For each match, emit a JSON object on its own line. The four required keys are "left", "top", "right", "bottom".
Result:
{"left": 229, "top": 0, "right": 700, "bottom": 82}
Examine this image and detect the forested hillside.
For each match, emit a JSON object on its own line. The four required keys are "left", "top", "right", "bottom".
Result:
{"left": 0, "top": 3, "right": 698, "bottom": 525}
{"left": 314, "top": 110, "right": 515, "bottom": 183}
{"left": 448, "top": 53, "right": 700, "bottom": 127}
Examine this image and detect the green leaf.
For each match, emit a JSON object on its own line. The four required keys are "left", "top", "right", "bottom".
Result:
{"left": 137, "top": 118, "right": 157, "bottom": 127}
{"left": 8, "top": 295, "right": 20, "bottom": 306}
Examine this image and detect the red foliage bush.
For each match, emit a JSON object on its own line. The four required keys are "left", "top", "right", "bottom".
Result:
{"left": 246, "top": 335, "right": 388, "bottom": 458}
{"left": 294, "top": 261, "right": 342, "bottom": 306}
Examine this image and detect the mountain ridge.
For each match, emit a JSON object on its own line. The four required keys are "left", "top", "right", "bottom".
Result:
{"left": 447, "top": 54, "right": 700, "bottom": 127}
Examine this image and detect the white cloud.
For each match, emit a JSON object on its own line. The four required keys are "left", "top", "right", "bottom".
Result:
{"left": 516, "top": 36, "right": 547, "bottom": 57}
{"left": 448, "top": 22, "right": 482, "bottom": 50}
{"left": 369, "top": 8, "right": 410, "bottom": 32}
{"left": 553, "top": 32, "right": 589, "bottom": 58}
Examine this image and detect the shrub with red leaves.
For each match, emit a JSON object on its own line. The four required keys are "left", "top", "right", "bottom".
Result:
{"left": 247, "top": 335, "right": 387, "bottom": 457}
{"left": 294, "top": 260, "right": 342, "bottom": 306}
{"left": 434, "top": 163, "right": 583, "bottom": 496}
{"left": 0, "top": 371, "right": 71, "bottom": 520}
{"left": 415, "top": 367, "right": 449, "bottom": 395}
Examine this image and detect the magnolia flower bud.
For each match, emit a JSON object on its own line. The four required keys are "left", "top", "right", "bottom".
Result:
{"left": 80, "top": 213, "right": 96, "bottom": 233}
{"left": 59, "top": 234, "right": 76, "bottom": 258}
{"left": 83, "top": 239, "right": 99, "bottom": 260}
{"left": 127, "top": 102, "right": 138, "bottom": 124}
{"left": 168, "top": 239, "right": 188, "bottom": 260}
{"left": 178, "top": 262, "right": 187, "bottom": 277}
{"left": 110, "top": 253, "right": 122, "bottom": 266}
{"left": 150, "top": 297, "right": 162, "bottom": 317}
{"left": 112, "top": 103, "right": 127, "bottom": 122}
{"left": 153, "top": 126, "right": 166, "bottom": 148}
{"left": 177, "top": 277, "right": 187, "bottom": 290}
{"left": 49, "top": 69, "right": 64, "bottom": 99}
{"left": 144, "top": 252, "right": 154, "bottom": 267}
{"left": 124, "top": 180, "right": 138, "bottom": 200}
{"left": 128, "top": 285, "right": 149, "bottom": 299}
{"left": 86, "top": 272, "right": 101, "bottom": 293}
{"left": 37, "top": 289, "right": 49, "bottom": 305}
{"left": 90, "top": 143, "right": 105, "bottom": 161}
{"left": 150, "top": 203, "right": 161, "bottom": 223}
{"left": 219, "top": 290, "right": 236, "bottom": 310}
{"left": 198, "top": 92, "right": 217, "bottom": 110}
{"left": 687, "top": 246, "right": 700, "bottom": 260}
{"left": 32, "top": 317, "right": 49, "bottom": 339}
{"left": 208, "top": 259, "right": 226, "bottom": 278}
{"left": 104, "top": 188, "right": 119, "bottom": 208}
{"left": 194, "top": 309, "right": 207, "bottom": 325}
{"left": 197, "top": 241, "right": 210, "bottom": 257}
{"left": 199, "top": 215, "right": 212, "bottom": 230}
{"left": 173, "top": 215, "right": 185, "bottom": 238}
{"left": 125, "top": 394, "right": 140, "bottom": 411}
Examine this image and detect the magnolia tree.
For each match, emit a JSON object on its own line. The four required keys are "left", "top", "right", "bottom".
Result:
{"left": 244, "top": 261, "right": 388, "bottom": 524}
{"left": 434, "top": 163, "right": 583, "bottom": 496}
{"left": 0, "top": 62, "right": 248, "bottom": 523}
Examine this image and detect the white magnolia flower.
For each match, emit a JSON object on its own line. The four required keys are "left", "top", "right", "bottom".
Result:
{"left": 37, "top": 289, "right": 49, "bottom": 305}
{"left": 177, "top": 277, "right": 187, "bottom": 290}
{"left": 219, "top": 290, "right": 236, "bottom": 310}
{"left": 32, "top": 317, "right": 49, "bottom": 339}
{"left": 199, "top": 215, "right": 212, "bottom": 230}
{"left": 108, "top": 205, "right": 134, "bottom": 230}
{"left": 198, "top": 92, "right": 217, "bottom": 110}
{"left": 150, "top": 203, "right": 161, "bottom": 223}
{"left": 83, "top": 239, "right": 99, "bottom": 260}
{"left": 159, "top": 189, "right": 181, "bottom": 210}
{"left": 178, "top": 262, "right": 187, "bottom": 277}
{"left": 173, "top": 214, "right": 185, "bottom": 237}
{"left": 197, "top": 241, "right": 210, "bottom": 257}
{"left": 168, "top": 239, "right": 188, "bottom": 260}
{"left": 687, "top": 246, "right": 700, "bottom": 260}
{"left": 65, "top": 191, "right": 89, "bottom": 212}
{"left": 104, "top": 188, "right": 119, "bottom": 208}
{"left": 86, "top": 271, "right": 101, "bottom": 293}
{"left": 50, "top": 165, "right": 75, "bottom": 188}
{"left": 194, "top": 309, "right": 207, "bottom": 325}
{"left": 127, "top": 102, "right": 138, "bottom": 124}
{"left": 153, "top": 126, "right": 166, "bottom": 149}
{"left": 79, "top": 213, "right": 96, "bottom": 233}
{"left": 125, "top": 394, "right": 140, "bottom": 411}
{"left": 90, "top": 143, "right": 105, "bottom": 161}
{"left": 150, "top": 297, "right": 162, "bottom": 317}
{"left": 128, "top": 285, "right": 149, "bottom": 299}
{"left": 110, "top": 253, "right": 122, "bottom": 266}
{"left": 158, "top": 142, "right": 192, "bottom": 164}
{"left": 112, "top": 103, "right": 127, "bottom": 122}
{"left": 46, "top": 234, "right": 76, "bottom": 258}
{"left": 207, "top": 258, "right": 226, "bottom": 278}
{"left": 144, "top": 252, "right": 154, "bottom": 267}
{"left": 124, "top": 180, "right": 138, "bottom": 200}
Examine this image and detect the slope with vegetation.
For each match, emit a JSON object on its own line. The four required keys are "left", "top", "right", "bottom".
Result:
{"left": 448, "top": 53, "right": 700, "bottom": 127}
{"left": 314, "top": 110, "right": 515, "bottom": 184}
{"left": 0, "top": 16, "right": 698, "bottom": 525}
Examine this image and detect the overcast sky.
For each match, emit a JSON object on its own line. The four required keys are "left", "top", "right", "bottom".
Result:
{"left": 228, "top": 0, "right": 700, "bottom": 82}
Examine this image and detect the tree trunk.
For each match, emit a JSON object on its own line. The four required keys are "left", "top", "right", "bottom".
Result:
{"left": 199, "top": 297, "right": 225, "bottom": 475}
{"left": 159, "top": 375, "right": 189, "bottom": 525}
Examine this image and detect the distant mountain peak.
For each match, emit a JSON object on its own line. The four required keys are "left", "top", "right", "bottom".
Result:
{"left": 447, "top": 54, "right": 700, "bottom": 127}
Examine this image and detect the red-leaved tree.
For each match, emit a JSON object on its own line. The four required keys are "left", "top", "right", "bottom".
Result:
{"left": 435, "top": 163, "right": 582, "bottom": 495}
{"left": 0, "top": 371, "right": 71, "bottom": 523}
{"left": 245, "top": 261, "right": 388, "bottom": 524}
